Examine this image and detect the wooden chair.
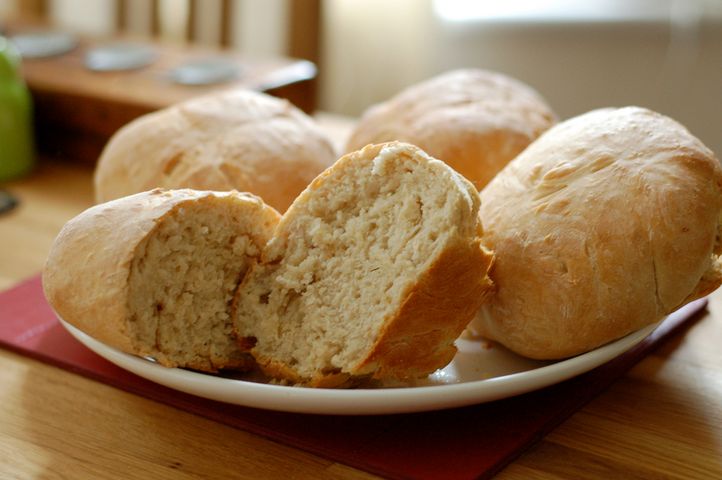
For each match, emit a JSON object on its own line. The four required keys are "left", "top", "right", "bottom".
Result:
{"left": 15, "top": 0, "right": 320, "bottom": 63}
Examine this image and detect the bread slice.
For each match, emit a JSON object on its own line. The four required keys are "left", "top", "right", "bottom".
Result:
{"left": 233, "top": 142, "right": 494, "bottom": 386}
{"left": 470, "top": 106, "right": 722, "bottom": 359}
{"left": 43, "top": 189, "right": 280, "bottom": 371}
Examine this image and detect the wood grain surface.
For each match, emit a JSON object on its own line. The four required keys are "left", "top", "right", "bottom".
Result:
{"left": 1, "top": 116, "right": 721, "bottom": 479}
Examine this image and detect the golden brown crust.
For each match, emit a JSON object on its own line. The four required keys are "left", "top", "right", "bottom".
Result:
{"left": 356, "top": 239, "right": 494, "bottom": 381}
{"left": 346, "top": 69, "right": 556, "bottom": 189}
{"left": 177, "top": 353, "right": 256, "bottom": 373}
{"left": 471, "top": 106, "right": 722, "bottom": 359}
{"left": 43, "top": 189, "right": 280, "bottom": 371}
{"left": 253, "top": 357, "right": 354, "bottom": 389}
{"left": 682, "top": 256, "right": 722, "bottom": 304}
{"left": 94, "top": 90, "right": 337, "bottom": 212}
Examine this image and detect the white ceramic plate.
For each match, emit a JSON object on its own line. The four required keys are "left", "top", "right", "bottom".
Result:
{"left": 168, "top": 58, "right": 241, "bottom": 85}
{"left": 11, "top": 31, "right": 77, "bottom": 58}
{"left": 58, "top": 317, "right": 660, "bottom": 415}
{"left": 84, "top": 43, "right": 156, "bottom": 71}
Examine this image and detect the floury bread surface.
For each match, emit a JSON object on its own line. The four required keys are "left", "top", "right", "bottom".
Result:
{"left": 43, "top": 189, "right": 280, "bottom": 371}
{"left": 346, "top": 69, "right": 556, "bottom": 190}
{"left": 94, "top": 90, "right": 336, "bottom": 212}
{"left": 234, "top": 142, "right": 495, "bottom": 386}
{"left": 470, "top": 107, "right": 722, "bottom": 359}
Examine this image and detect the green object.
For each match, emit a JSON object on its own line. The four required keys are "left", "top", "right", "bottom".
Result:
{"left": 0, "top": 36, "right": 34, "bottom": 181}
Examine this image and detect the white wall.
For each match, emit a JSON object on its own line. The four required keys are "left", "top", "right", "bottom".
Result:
{"left": 0, "top": 0, "right": 17, "bottom": 18}
{"left": 50, "top": 0, "right": 115, "bottom": 35}
{"left": 233, "top": 0, "right": 288, "bottom": 57}
{"left": 319, "top": 0, "right": 722, "bottom": 155}
{"left": 320, "top": 0, "right": 436, "bottom": 116}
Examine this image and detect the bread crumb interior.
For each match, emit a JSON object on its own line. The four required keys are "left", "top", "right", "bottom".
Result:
{"left": 128, "top": 197, "right": 259, "bottom": 370}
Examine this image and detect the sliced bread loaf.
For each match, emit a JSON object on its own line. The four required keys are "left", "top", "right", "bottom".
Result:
{"left": 43, "top": 189, "right": 280, "bottom": 371}
{"left": 233, "top": 142, "right": 495, "bottom": 386}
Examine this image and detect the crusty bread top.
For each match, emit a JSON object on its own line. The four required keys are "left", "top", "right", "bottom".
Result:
{"left": 471, "top": 106, "right": 722, "bottom": 359}
{"left": 346, "top": 69, "right": 556, "bottom": 189}
{"left": 94, "top": 89, "right": 337, "bottom": 212}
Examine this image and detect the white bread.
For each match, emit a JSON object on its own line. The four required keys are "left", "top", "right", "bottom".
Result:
{"left": 346, "top": 69, "right": 556, "bottom": 190}
{"left": 93, "top": 90, "right": 337, "bottom": 212}
{"left": 233, "top": 142, "right": 495, "bottom": 387}
{"left": 470, "top": 107, "right": 722, "bottom": 359}
{"left": 43, "top": 189, "right": 280, "bottom": 371}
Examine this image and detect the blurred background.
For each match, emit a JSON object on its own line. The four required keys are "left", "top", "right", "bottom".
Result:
{"left": 0, "top": 0, "right": 720, "bottom": 154}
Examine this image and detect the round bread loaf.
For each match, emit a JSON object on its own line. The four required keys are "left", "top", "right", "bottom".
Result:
{"left": 469, "top": 106, "right": 722, "bottom": 359}
{"left": 94, "top": 90, "right": 337, "bottom": 212}
{"left": 234, "top": 142, "right": 495, "bottom": 387}
{"left": 346, "top": 69, "right": 556, "bottom": 190}
{"left": 43, "top": 189, "right": 280, "bottom": 372}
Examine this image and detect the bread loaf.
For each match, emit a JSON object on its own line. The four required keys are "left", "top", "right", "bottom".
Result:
{"left": 233, "top": 142, "right": 495, "bottom": 386}
{"left": 470, "top": 107, "right": 722, "bottom": 359}
{"left": 43, "top": 189, "right": 280, "bottom": 371}
{"left": 94, "top": 90, "right": 336, "bottom": 212}
{"left": 346, "top": 69, "right": 556, "bottom": 189}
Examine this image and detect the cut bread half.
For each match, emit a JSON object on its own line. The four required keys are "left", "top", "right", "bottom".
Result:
{"left": 233, "top": 142, "right": 494, "bottom": 387}
{"left": 43, "top": 189, "right": 280, "bottom": 372}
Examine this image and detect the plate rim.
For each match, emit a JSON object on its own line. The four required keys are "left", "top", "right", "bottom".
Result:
{"left": 57, "top": 317, "right": 658, "bottom": 415}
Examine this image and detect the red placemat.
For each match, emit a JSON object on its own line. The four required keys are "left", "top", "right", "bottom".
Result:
{"left": 0, "top": 274, "right": 708, "bottom": 480}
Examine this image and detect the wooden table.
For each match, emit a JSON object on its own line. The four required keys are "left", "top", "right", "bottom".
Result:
{"left": 1, "top": 116, "right": 721, "bottom": 479}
